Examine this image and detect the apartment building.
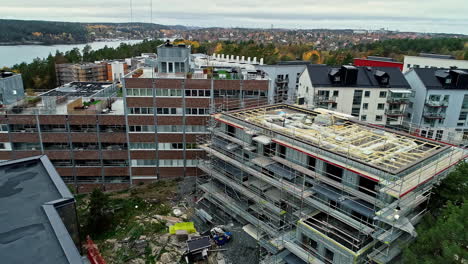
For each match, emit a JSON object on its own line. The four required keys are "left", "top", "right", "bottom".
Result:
{"left": 196, "top": 104, "right": 465, "bottom": 264}
{"left": 0, "top": 44, "right": 270, "bottom": 193}
{"left": 55, "top": 63, "right": 107, "bottom": 86}
{"left": 0, "top": 71, "right": 25, "bottom": 106}
{"left": 405, "top": 67, "right": 468, "bottom": 144}
{"left": 258, "top": 61, "right": 310, "bottom": 104}
{"left": 403, "top": 53, "right": 468, "bottom": 72}
{"left": 297, "top": 65, "right": 411, "bottom": 127}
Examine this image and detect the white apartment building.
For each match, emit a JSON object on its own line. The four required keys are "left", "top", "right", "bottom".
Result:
{"left": 403, "top": 53, "right": 468, "bottom": 72}
{"left": 405, "top": 67, "right": 468, "bottom": 144}
{"left": 257, "top": 61, "right": 310, "bottom": 104}
{"left": 297, "top": 65, "right": 411, "bottom": 127}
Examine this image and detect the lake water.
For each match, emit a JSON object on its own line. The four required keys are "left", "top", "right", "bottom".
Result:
{"left": 0, "top": 39, "right": 144, "bottom": 67}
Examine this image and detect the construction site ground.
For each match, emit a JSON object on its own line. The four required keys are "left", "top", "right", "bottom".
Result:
{"left": 75, "top": 178, "right": 259, "bottom": 264}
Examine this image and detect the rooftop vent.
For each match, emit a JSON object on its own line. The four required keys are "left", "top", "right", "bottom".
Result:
{"left": 328, "top": 68, "right": 341, "bottom": 84}
{"left": 374, "top": 70, "right": 390, "bottom": 86}
{"left": 449, "top": 70, "right": 468, "bottom": 89}
{"left": 0, "top": 71, "right": 14, "bottom": 78}
{"left": 436, "top": 69, "right": 468, "bottom": 88}
{"left": 341, "top": 65, "right": 358, "bottom": 85}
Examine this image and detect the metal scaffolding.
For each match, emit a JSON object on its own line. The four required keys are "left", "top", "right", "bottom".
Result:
{"left": 195, "top": 104, "right": 466, "bottom": 264}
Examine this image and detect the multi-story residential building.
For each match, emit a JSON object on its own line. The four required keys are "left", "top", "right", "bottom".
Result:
{"left": 354, "top": 56, "right": 403, "bottom": 71}
{"left": 1, "top": 155, "right": 83, "bottom": 264}
{"left": 405, "top": 67, "right": 468, "bottom": 144}
{"left": 0, "top": 43, "right": 270, "bottom": 193}
{"left": 403, "top": 53, "right": 468, "bottom": 72}
{"left": 258, "top": 61, "right": 310, "bottom": 104}
{"left": 297, "top": 65, "right": 411, "bottom": 127}
{"left": 55, "top": 63, "right": 107, "bottom": 85}
{"left": 0, "top": 71, "right": 25, "bottom": 106}
{"left": 196, "top": 104, "right": 465, "bottom": 264}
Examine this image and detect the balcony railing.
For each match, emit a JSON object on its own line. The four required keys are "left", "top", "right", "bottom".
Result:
{"left": 315, "top": 96, "right": 337, "bottom": 103}
{"left": 385, "top": 110, "right": 405, "bottom": 117}
{"left": 275, "top": 78, "right": 289, "bottom": 84}
{"left": 423, "top": 112, "right": 445, "bottom": 119}
{"left": 425, "top": 100, "right": 448, "bottom": 108}
{"left": 387, "top": 98, "right": 410, "bottom": 104}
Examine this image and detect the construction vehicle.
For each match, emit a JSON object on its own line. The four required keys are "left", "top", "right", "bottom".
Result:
{"left": 210, "top": 226, "right": 232, "bottom": 246}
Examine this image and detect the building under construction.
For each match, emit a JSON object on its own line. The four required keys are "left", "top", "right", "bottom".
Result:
{"left": 196, "top": 104, "right": 466, "bottom": 264}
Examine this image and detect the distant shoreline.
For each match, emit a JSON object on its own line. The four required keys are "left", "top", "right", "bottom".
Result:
{"left": 0, "top": 39, "right": 142, "bottom": 47}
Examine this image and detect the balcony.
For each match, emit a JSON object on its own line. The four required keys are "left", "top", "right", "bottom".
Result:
{"left": 385, "top": 110, "right": 405, "bottom": 117}
{"left": 425, "top": 100, "right": 448, "bottom": 108}
{"left": 423, "top": 112, "right": 445, "bottom": 119}
{"left": 275, "top": 78, "right": 289, "bottom": 84}
{"left": 315, "top": 96, "right": 337, "bottom": 104}
{"left": 387, "top": 97, "right": 410, "bottom": 104}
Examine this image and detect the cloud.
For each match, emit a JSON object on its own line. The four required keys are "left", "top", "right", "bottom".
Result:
{"left": 1, "top": 0, "right": 467, "bottom": 34}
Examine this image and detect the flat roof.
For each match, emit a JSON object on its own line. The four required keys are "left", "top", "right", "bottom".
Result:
{"left": 223, "top": 104, "right": 448, "bottom": 174}
{"left": 0, "top": 156, "right": 83, "bottom": 264}
{"left": 41, "top": 82, "right": 114, "bottom": 97}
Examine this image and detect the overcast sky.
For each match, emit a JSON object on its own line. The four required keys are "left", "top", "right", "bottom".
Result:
{"left": 1, "top": 0, "right": 468, "bottom": 34}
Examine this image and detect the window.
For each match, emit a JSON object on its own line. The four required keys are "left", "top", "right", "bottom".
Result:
{"left": 375, "top": 115, "right": 383, "bottom": 121}
{"left": 332, "top": 90, "right": 339, "bottom": 97}
{"left": 409, "top": 102, "right": 413, "bottom": 109}
{"left": 421, "top": 130, "right": 427, "bottom": 137}
{"left": 325, "top": 248, "right": 334, "bottom": 263}
{"left": 0, "top": 124, "right": 8, "bottom": 132}
{"left": 377, "top": 103, "right": 385, "bottom": 110}
{"left": 458, "top": 112, "right": 467, "bottom": 121}
{"left": 436, "top": 130, "right": 443, "bottom": 141}
{"left": 427, "top": 130, "right": 434, "bottom": 138}
{"left": 363, "top": 103, "right": 368, "bottom": 110}
{"left": 407, "top": 64, "right": 411, "bottom": 68}
{"left": 379, "top": 91, "right": 387, "bottom": 98}
{"left": 364, "top": 91, "right": 370, "bottom": 97}
{"left": 361, "top": 115, "right": 367, "bottom": 121}
{"left": 131, "top": 159, "right": 198, "bottom": 167}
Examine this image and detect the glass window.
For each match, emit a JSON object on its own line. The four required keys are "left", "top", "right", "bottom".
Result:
{"left": 379, "top": 91, "right": 387, "bottom": 98}
{"left": 363, "top": 103, "right": 368, "bottom": 110}
{"left": 361, "top": 115, "right": 367, "bottom": 121}
{"left": 377, "top": 103, "right": 385, "bottom": 110}
{"left": 364, "top": 91, "right": 370, "bottom": 97}
{"left": 376, "top": 115, "right": 383, "bottom": 121}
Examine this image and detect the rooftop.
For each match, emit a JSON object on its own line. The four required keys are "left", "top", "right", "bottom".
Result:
{"left": 0, "top": 155, "right": 83, "bottom": 264}
{"left": 0, "top": 71, "right": 17, "bottom": 79}
{"left": 222, "top": 104, "right": 448, "bottom": 174}
{"left": 411, "top": 68, "right": 468, "bottom": 90}
{"left": 305, "top": 65, "right": 410, "bottom": 88}
{"left": 41, "top": 82, "right": 115, "bottom": 97}
{"left": 136, "top": 67, "right": 269, "bottom": 81}
{"left": 361, "top": 56, "right": 398, "bottom": 62}
{"left": 419, "top": 53, "right": 456, "bottom": 60}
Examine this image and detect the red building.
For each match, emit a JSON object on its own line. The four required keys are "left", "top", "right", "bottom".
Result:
{"left": 354, "top": 56, "right": 404, "bottom": 71}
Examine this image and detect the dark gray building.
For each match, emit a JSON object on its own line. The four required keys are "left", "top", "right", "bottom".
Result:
{"left": 0, "top": 155, "right": 84, "bottom": 264}
{"left": 0, "top": 71, "right": 25, "bottom": 106}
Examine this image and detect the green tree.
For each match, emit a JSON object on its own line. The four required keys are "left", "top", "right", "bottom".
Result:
{"left": 403, "top": 162, "right": 468, "bottom": 263}
{"left": 85, "top": 188, "right": 113, "bottom": 236}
